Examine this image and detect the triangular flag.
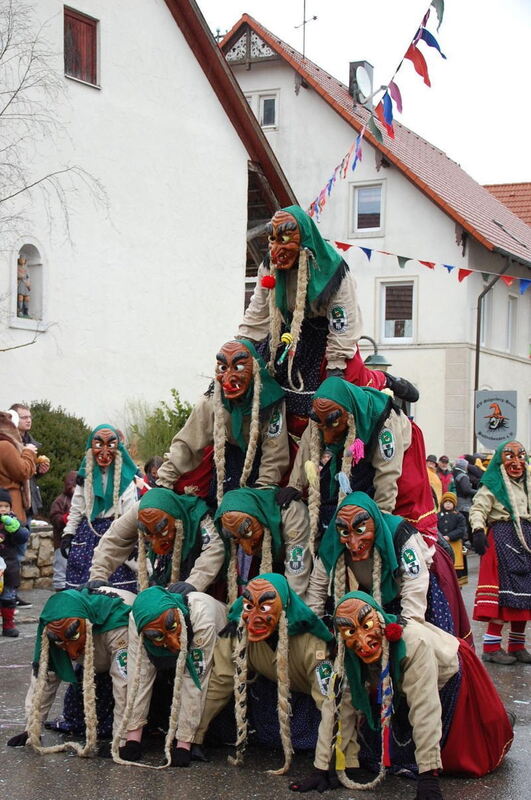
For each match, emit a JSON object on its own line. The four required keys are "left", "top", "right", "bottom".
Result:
{"left": 419, "top": 260, "right": 435, "bottom": 269}
{"left": 481, "top": 272, "right": 490, "bottom": 281}
{"left": 500, "top": 275, "right": 514, "bottom": 287}
{"left": 419, "top": 28, "right": 446, "bottom": 58}
{"left": 519, "top": 279, "right": 531, "bottom": 294}
{"left": 388, "top": 80, "right": 403, "bottom": 113}
{"left": 397, "top": 256, "right": 411, "bottom": 270}
{"left": 431, "top": 0, "right": 445, "bottom": 31}
{"left": 443, "top": 264, "right": 455, "bottom": 273}
{"left": 404, "top": 43, "right": 431, "bottom": 87}
{"left": 382, "top": 91, "right": 394, "bottom": 126}
{"left": 375, "top": 101, "right": 394, "bottom": 138}
{"left": 367, "top": 114, "right": 383, "bottom": 144}
{"left": 458, "top": 269, "right": 473, "bottom": 282}
{"left": 335, "top": 241, "right": 352, "bottom": 252}
{"left": 360, "top": 247, "right": 372, "bottom": 261}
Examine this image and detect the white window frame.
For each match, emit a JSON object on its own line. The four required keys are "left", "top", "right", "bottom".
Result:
{"left": 258, "top": 92, "right": 279, "bottom": 129}
{"left": 378, "top": 277, "right": 416, "bottom": 344}
{"left": 505, "top": 294, "right": 517, "bottom": 352}
{"left": 349, "top": 181, "right": 385, "bottom": 237}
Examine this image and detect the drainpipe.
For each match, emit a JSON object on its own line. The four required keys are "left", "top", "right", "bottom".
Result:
{"left": 472, "top": 257, "right": 511, "bottom": 452}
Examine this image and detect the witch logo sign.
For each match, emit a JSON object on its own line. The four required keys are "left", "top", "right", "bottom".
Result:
{"left": 475, "top": 391, "right": 517, "bottom": 447}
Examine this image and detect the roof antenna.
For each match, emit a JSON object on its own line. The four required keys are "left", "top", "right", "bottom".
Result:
{"left": 294, "top": 0, "right": 317, "bottom": 60}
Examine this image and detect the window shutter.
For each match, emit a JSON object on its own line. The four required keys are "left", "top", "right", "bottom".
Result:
{"left": 64, "top": 9, "right": 97, "bottom": 84}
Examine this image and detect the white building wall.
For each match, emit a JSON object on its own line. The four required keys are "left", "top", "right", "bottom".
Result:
{"left": 1, "top": 0, "right": 249, "bottom": 426}
{"left": 234, "top": 58, "right": 530, "bottom": 454}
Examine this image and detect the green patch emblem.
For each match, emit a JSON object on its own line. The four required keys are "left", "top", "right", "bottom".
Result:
{"left": 268, "top": 408, "right": 283, "bottom": 438}
{"left": 190, "top": 647, "right": 205, "bottom": 678}
{"left": 402, "top": 547, "right": 421, "bottom": 577}
{"left": 200, "top": 525, "right": 210, "bottom": 545}
{"left": 329, "top": 305, "right": 348, "bottom": 333}
{"left": 316, "top": 660, "right": 333, "bottom": 696}
{"left": 286, "top": 545, "right": 305, "bottom": 575}
{"left": 378, "top": 429, "right": 395, "bottom": 461}
{"left": 115, "top": 648, "right": 128, "bottom": 679}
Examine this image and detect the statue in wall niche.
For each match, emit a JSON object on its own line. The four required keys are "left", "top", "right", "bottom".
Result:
{"left": 17, "top": 256, "right": 31, "bottom": 318}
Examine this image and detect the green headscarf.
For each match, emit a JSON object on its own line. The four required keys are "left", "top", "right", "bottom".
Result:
{"left": 228, "top": 572, "right": 333, "bottom": 642}
{"left": 274, "top": 205, "right": 347, "bottom": 320}
{"left": 319, "top": 493, "right": 402, "bottom": 605}
{"left": 480, "top": 440, "right": 528, "bottom": 522}
{"left": 336, "top": 591, "right": 406, "bottom": 730}
{"left": 132, "top": 586, "right": 201, "bottom": 688}
{"left": 214, "top": 487, "right": 283, "bottom": 558}
{"left": 220, "top": 338, "right": 284, "bottom": 451}
{"left": 313, "top": 378, "right": 391, "bottom": 445}
{"left": 139, "top": 488, "right": 209, "bottom": 564}
{"left": 78, "top": 424, "right": 139, "bottom": 520}
{"left": 34, "top": 589, "right": 131, "bottom": 683}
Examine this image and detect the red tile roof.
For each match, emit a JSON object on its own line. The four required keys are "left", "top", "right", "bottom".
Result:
{"left": 484, "top": 183, "right": 531, "bottom": 227}
{"left": 221, "top": 15, "right": 531, "bottom": 269}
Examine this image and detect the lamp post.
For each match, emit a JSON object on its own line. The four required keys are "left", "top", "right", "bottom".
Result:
{"left": 358, "top": 335, "right": 392, "bottom": 371}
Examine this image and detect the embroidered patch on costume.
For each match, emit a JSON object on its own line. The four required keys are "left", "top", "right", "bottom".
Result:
{"left": 378, "top": 429, "right": 395, "bottom": 461}
{"left": 285, "top": 545, "right": 305, "bottom": 575}
{"left": 115, "top": 638, "right": 127, "bottom": 649}
{"left": 329, "top": 305, "right": 348, "bottom": 333}
{"left": 267, "top": 408, "right": 283, "bottom": 438}
{"left": 200, "top": 526, "right": 210, "bottom": 545}
{"left": 315, "top": 660, "right": 333, "bottom": 696}
{"left": 190, "top": 647, "right": 205, "bottom": 678}
{"left": 401, "top": 547, "right": 421, "bottom": 577}
{"left": 115, "top": 648, "right": 128, "bottom": 679}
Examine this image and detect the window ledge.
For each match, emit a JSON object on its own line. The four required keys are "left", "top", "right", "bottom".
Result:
{"left": 9, "top": 316, "right": 48, "bottom": 333}
{"left": 65, "top": 74, "right": 101, "bottom": 90}
{"left": 261, "top": 124, "right": 278, "bottom": 131}
{"left": 349, "top": 230, "right": 385, "bottom": 239}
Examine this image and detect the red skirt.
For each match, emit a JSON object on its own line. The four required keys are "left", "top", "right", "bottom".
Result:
{"left": 441, "top": 640, "right": 513, "bottom": 776}
{"left": 473, "top": 528, "right": 531, "bottom": 623}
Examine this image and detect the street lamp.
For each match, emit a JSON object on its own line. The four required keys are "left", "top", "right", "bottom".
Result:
{"left": 358, "top": 335, "right": 392, "bottom": 371}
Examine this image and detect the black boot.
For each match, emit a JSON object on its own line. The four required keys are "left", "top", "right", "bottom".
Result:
{"left": 385, "top": 373, "right": 419, "bottom": 403}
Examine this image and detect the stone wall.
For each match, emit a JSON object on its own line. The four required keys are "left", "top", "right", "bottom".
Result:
{"left": 19, "top": 523, "right": 54, "bottom": 590}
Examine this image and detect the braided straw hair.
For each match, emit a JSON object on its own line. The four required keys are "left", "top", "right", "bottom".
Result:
{"left": 213, "top": 378, "right": 227, "bottom": 507}
{"left": 267, "top": 608, "right": 293, "bottom": 775}
{"left": 112, "top": 450, "right": 123, "bottom": 517}
{"left": 307, "top": 419, "right": 323, "bottom": 556}
{"left": 239, "top": 359, "right": 262, "bottom": 488}
{"left": 228, "top": 619, "right": 249, "bottom": 766}
{"left": 268, "top": 263, "right": 282, "bottom": 376}
{"left": 334, "top": 539, "right": 383, "bottom": 608}
{"left": 28, "top": 622, "right": 98, "bottom": 757}
{"left": 227, "top": 539, "right": 239, "bottom": 605}
{"left": 111, "top": 607, "right": 188, "bottom": 769}
{"left": 285, "top": 248, "right": 310, "bottom": 392}
{"left": 136, "top": 532, "right": 149, "bottom": 591}
{"left": 500, "top": 455, "right": 531, "bottom": 554}
{"left": 259, "top": 528, "right": 273, "bottom": 574}
{"left": 83, "top": 449, "right": 95, "bottom": 522}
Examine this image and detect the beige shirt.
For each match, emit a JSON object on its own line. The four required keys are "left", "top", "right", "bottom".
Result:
{"left": 279, "top": 500, "right": 313, "bottom": 597}
{"left": 238, "top": 263, "right": 362, "bottom": 371}
{"left": 469, "top": 481, "right": 531, "bottom": 531}
{"left": 64, "top": 479, "right": 138, "bottom": 537}
{"left": 157, "top": 393, "right": 289, "bottom": 490}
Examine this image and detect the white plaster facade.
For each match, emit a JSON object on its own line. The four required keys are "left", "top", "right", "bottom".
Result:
{"left": 1, "top": 0, "right": 253, "bottom": 426}
{"left": 230, "top": 56, "right": 531, "bottom": 456}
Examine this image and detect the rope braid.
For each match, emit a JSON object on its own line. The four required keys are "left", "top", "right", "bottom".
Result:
{"left": 227, "top": 539, "right": 238, "bottom": 604}
{"left": 161, "top": 608, "right": 188, "bottom": 764}
{"left": 83, "top": 449, "right": 95, "bottom": 522}
{"left": 371, "top": 550, "right": 383, "bottom": 607}
{"left": 268, "top": 263, "right": 282, "bottom": 376}
{"left": 170, "top": 519, "right": 184, "bottom": 583}
{"left": 260, "top": 528, "right": 273, "bottom": 574}
{"left": 267, "top": 609, "right": 293, "bottom": 775}
{"left": 328, "top": 633, "right": 345, "bottom": 771}
{"left": 333, "top": 555, "right": 348, "bottom": 608}
{"left": 228, "top": 620, "right": 249, "bottom": 767}
{"left": 28, "top": 623, "right": 98, "bottom": 757}
{"left": 308, "top": 420, "right": 322, "bottom": 556}
{"left": 286, "top": 248, "right": 310, "bottom": 392}
{"left": 500, "top": 462, "right": 531, "bottom": 554}
{"left": 136, "top": 532, "right": 149, "bottom": 591}
{"left": 239, "top": 359, "right": 262, "bottom": 488}
{"left": 112, "top": 451, "right": 123, "bottom": 517}
{"left": 213, "top": 379, "right": 227, "bottom": 506}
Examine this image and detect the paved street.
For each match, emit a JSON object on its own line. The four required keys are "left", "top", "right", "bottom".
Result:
{"left": 1, "top": 553, "right": 529, "bottom": 800}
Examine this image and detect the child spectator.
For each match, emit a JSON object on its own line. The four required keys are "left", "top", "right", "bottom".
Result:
{"left": 49, "top": 471, "right": 77, "bottom": 591}
{"left": 0, "top": 488, "right": 30, "bottom": 636}
{"left": 437, "top": 491, "right": 468, "bottom": 586}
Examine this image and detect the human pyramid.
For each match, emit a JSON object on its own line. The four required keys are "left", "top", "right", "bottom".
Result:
{"left": 8, "top": 206, "right": 526, "bottom": 800}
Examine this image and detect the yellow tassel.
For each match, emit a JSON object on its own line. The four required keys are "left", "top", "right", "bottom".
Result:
{"left": 335, "top": 722, "right": 346, "bottom": 772}
{"left": 304, "top": 460, "right": 319, "bottom": 488}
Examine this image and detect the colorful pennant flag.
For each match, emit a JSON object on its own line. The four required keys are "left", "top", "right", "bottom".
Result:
{"left": 404, "top": 43, "right": 431, "bottom": 86}
{"left": 419, "top": 28, "right": 446, "bottom": 58}
{"left": 335, "top": 241, "right": 352, "bottom": 252}
{"left": 500, "top": 275, "right": 515, "bottom": 287}
{"left": 360, "top": 247, "right": 372, "bottom": 261}
{"left": 443, "top": 264, "right": 455, "bottom": 273}
{"left": 367, "top": 114, "right": 384, "bottom": 143}
{"left": 431, "top": 0, "right": 445, "bottom": 31}
{"left": 458, "top": 269, "right": 473, "bottom": 282}
{"left": 519, "top": 279, "right": 531, "bottom": 294}
{"left": 419, "top": 260, "right": 435, "bottom": 269}
{"left": 397, "top": 256, "right": 411, "bottom": 270}
{"left": 388, "top": 81, "right": 403, "bottom": 113}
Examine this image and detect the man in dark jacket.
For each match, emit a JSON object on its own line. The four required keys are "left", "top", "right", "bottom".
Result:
{"left": 453, "top": 459, "right": 476, "bottom": 544}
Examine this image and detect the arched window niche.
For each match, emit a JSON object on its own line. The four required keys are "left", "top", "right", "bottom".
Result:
{"left": 11, "top": 242, "right": 47, "bottom": 330}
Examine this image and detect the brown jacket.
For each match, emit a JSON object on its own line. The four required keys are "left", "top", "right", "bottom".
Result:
{"left": 0, "top": 422, "right": 35, "bottom": 523}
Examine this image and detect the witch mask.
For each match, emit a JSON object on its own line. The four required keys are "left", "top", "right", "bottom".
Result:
{"left": 502, "top": 441, "right": 527, "bottom": 481}
{"left": 46, "top": 617, "right": 87, "bottom": 661}
{"left": 91, "top": 427, "right": 119, "bottom": 468}
{"left": 310, "top": 397, "right": 349, "bottom": 445}
{"left": 142, "top": 608, "right": 182, "bottom": 653}
{"left": 336, "top": 505, "right": 376, "bottom": 561}
{"left": 267, "top": 210, "right": 301, "bottom": 271}
{"left": 335, "top": 597, "right": 383, "bottom": 664}
{"left": 215, "top": 341, "right": 254, "bottom": 402}
{"left": 138, "top": 508, "right": 177, "bottom": 556}
{"left": 221, "top": 510, "right": 264, "bottom": 556}
{"left": 242, "top": 578, "right": 283, "bottom": 642}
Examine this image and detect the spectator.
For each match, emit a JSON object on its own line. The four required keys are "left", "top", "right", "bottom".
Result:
{"left": 49, "top": 471, "right": 77, "bottom": 591}
{"left": 0, "top": 488, "right": 30, "bottom": 636}
{"left": 453, "top": 457, "right": 476, "bottom": 543}
{"left": 0, "top": 411, "right": 36, "bottom": 524}
{"left": 437, "top": 455, "right": 454, "bottom": 494}
{"left": 464, "top": 454, "right": 483, "bottom": 489}
{"left": 437, "top": 491, "right": 468, "bottom": 586}
{"left": 144, "top": 455, "right": 164, "bottom": 488}
{"left": 426, "top": 454, "right": 442, "bottom": 510}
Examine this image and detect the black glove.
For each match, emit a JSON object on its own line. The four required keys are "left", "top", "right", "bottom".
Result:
{"left": 97, "top": 741, "right": 112, "bottom": 758}
{"left": 166, "top": 581, "right": 195, "bottom": 598}
{"left": 326, "top": 368, "right": 344, "bottom": 379}
{"left": 219, "top": 620, "right": 238, "bottom": 638}
{"left": 473, "top": 529, "right": 489, "bottom": 556}
{"left": 289, "top": 768, "right": 335, "bottom": 793}
{"left": 119, "top": 740, "right": 143, "bottom": 761}
{"left": 170, "top": 743, "right": 192, "bottom": 767}
{"left": 83, "top": 579, "right": 112, "bottom": 591}
{"left": 416, "top": 771, "right": 443, "bottom": 800}
{"left": 385, "top": 373, "right": 420, "bottom": 403}
{"left": 60, "top": 534, "right": 74, "bottom": 559}
{"left": 7, "top": 731, "right": 29, "bottom": 747}
{"left": 191, "top": 743, "right": 210, "bottom": 762}
{"left": 275, "top": 486, "right": 302, "bottom": 509}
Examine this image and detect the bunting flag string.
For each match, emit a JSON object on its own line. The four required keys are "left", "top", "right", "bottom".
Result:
{"left": 309, "top": 1, "right": 446, "bottom": 220}
{"left": 331, "top": 239, "right": 530, "bottom": 294}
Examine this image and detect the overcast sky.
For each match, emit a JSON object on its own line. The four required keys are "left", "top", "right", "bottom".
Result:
{"left": 197, "top": 0, "right": 531, "bottom": 186}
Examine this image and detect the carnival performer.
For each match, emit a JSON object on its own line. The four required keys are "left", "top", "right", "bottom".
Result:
{"left": 238, "top": 205, "right": 417, "bottom": 425}
{"left": 215, "top": 486, "right": 312, "bottom": 602}
{"left": 157, "top": 339, "right": 288, "bottom": 505}
{"left": 112, "top": 585, "right": 226, "bottom": 767}
{"left": 192, "top": 573, "right": 334, "bottom": 774}
{"left": 290, "top": 591, "right": 513, "bottom": 798}
{"left": 286, "top": 378, "right": 471, "bottom": 643}
{"left": 470, "top": 440, "right": 531, "bottom": 664}
{"left": 7, "top": 587, "right": 134, "bottom": 757}
{"left": 61, "top": 424, "right": 139, "bottom": 591}
{"left": 89, "top": 488, "right": 224, "bottom": 595}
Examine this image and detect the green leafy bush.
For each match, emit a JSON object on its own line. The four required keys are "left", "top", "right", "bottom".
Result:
{"left": 126, "top": 389, "right": 192, "bottom": 464}
{"left": 29, "top": 401, "right": 91, "bottom": 516}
